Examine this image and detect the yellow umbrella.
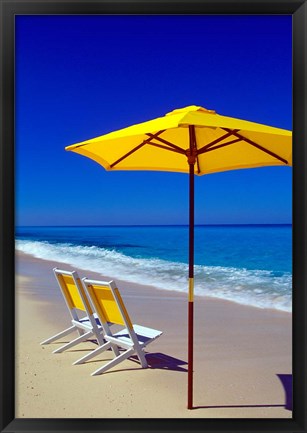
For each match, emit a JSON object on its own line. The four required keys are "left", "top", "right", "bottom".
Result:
{"left": 66, "top": 105, "right": 292, "bottom": 409}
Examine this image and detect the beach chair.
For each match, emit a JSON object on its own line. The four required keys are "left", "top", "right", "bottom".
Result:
{"left": 40, "top": 268, "right": 106, "bottom": 354}
{"left": 74, "top": 278, "right": 162, "bottom": 375}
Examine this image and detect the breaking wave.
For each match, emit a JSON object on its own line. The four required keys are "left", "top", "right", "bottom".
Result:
{"left": 16, "top": 239, "right": 292, "bottom": 312}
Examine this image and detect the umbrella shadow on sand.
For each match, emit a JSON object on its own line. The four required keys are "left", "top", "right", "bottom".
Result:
{"left": 193, "top": 374, "right": 292, "bottom": 411}
{"left": 277, "top": 374, "right": 292, "bottom": 411}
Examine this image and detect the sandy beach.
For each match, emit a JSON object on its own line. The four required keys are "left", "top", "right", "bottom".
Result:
{"left": 15, "top": 251, "right": 292, "bottom": 418}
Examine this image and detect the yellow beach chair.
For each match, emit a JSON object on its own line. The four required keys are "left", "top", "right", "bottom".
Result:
{"left": 40, "top": 268, "right": 106, "bottom": 354}
{"left": 74, "top": 278, "right": 162, "bottom": 375}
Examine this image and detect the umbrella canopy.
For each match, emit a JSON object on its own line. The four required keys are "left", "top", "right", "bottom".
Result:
{"left": 66, "top": 105, "right": 292, "bottom": 409}
{"left": 66, "top": 105, "right": 291, "bottom": 174}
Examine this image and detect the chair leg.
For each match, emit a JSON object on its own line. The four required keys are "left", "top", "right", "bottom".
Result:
{"left": 91, "top": 348, "right": 135, "bottom": 376}
{"left": 73, "top": 341, "right": 121, "bottom": 365}
{"left": 73, "top": 341, "right": 112, "bottom": 365}
{"left": 40, "top": 325, "right": 76, "bottom": 345}
{"left": 95, "top": 332, "right": 106, "bottom": 346}
{"left": 111, "top": 344, "right": 120, "bottom": 357}
{"left": 53, "top": 330, "right": 94, "bottom": 354}
{"left": 137, "top": 349, "right": 148, "bottom": 368}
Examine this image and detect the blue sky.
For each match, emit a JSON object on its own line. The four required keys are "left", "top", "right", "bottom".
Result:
{"left": 15, "top": 15, "right": 292, "bottom": 226}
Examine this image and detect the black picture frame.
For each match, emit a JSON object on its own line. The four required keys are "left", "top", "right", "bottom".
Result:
{"left": 1, "top": 1, "right": 306, "bottom": 432}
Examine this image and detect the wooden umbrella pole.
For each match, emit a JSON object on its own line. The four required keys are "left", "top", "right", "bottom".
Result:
{"left": 187, "top": 126, "right": 195, "bottom": 410}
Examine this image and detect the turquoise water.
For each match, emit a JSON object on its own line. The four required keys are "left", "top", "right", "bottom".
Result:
{"left": 15, "top": 225, "right": 292, "bottom": 312}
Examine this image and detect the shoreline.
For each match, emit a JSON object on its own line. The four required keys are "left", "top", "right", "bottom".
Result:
{"left": 15, "top": 251, "right": 292, "bottom": 418}
{"left": 16, "top": 249, "right": 292, "bottom": 315}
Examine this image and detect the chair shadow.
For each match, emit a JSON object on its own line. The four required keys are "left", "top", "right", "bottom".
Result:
{"left": 92, "top": 352, "right": 188, "bottom": 374}
{"left": 143, "top": 352, "right": 188, "bottom": 372}
{"left": 64, "top": 347, "right": 187, "bottom": 373}
{"left": 106, "top": 352, "right": 188, "bottom": 373}
{"left": 194, "top": 374, "right": 292, "bottom": 412}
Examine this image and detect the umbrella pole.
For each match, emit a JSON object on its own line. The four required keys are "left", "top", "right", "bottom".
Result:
{"left": 187, "top": 126, "right": 195, "bottom": 410}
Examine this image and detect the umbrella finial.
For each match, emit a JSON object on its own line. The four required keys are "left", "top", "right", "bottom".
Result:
{"left": 166, "top": 105, "right": 216, "bottom": 116}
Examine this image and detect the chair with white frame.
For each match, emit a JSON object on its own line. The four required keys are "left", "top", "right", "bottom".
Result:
{"left": 40, "top": 268, "right": 117, "bottom": 356}
{"left": 74, "top": 277, "right": 162, "bottom": 375}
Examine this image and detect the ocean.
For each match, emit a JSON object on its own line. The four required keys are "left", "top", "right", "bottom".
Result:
{"left": 15, "top": 224, "right": 292, "bottom": 312}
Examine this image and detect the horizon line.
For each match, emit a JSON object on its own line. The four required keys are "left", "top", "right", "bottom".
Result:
{"left": 16, "top": 223, "right": 292, "bottom": 228}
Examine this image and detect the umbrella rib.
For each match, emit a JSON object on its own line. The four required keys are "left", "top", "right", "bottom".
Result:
{"left": 148, "top": 141, "right": 186, "bottom": 155}
{"left": 222, "top": 128, "right": 289, "bottom": 164}
{"left": 199, "top": 137, "right": 243, "bottom": 154}
{"left": 196, "top": 130, "right": 240, "bottom": 155}
{"left": 146, "top": 134, "right": 186, "bottom": 154}
{"left": 110, "top": 130, "right": 166, "bottom": 168}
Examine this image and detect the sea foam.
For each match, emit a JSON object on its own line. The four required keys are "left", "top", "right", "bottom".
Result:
{"left": 16, "top": 239, "right": 292, "bottom": 312}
